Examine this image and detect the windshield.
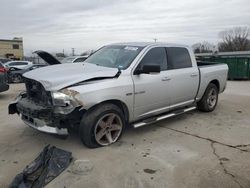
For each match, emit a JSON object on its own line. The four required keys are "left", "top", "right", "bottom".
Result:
{"left": 86, "top": 45, "right": 143, "bottom": 69}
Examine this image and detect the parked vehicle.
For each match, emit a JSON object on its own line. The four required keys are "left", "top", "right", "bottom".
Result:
{"left": 61, "top": 56, "right": 88, "bottom": 64}
{"left": 4, "top": 61, "right": 33, "bottom": 70}
{"left": 0, "top": 62, "right": 9, "bottom": 93}
{"left": 8, "top": 64, "right": 47, "bottom": 83}
{"left": 9, "top": 42, "right": 228, "bottom": 148}
{"left": 33, "top": 51, "right": 88, "bottom": 64}
{"left": 0, "top": 57, "right": 11, "bottom": 64}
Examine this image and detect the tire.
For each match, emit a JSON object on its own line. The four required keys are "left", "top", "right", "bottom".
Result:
{"left": 79, "top": 103, "right": 125, "bottom": 148}
{"left": 197, "top": 83, "right": 218, "bottom": 112}
{"left": 12, "top": 74, "right": 23, "bottom": 83}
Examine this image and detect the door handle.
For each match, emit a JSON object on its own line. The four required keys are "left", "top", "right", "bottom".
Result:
{"left": 190, "top": 73, "right": 198, "bottom": 77}
{"left": 161, "top": 77, "right": 171, "bottom": 81}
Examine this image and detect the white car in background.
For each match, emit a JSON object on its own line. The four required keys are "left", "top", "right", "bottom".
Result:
{"left": 4, "top": 61, "right": 33, "bottom": 70}
{"left": 61, "top": 56, "right": 89, "bottom": 64}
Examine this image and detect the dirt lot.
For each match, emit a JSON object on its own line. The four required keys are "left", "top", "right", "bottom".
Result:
{"left": 0, "top": 81, "right": 250, "bottom": 188}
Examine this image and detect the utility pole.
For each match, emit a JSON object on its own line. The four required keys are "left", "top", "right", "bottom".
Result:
{"left": 72, "top": 48, "right": 75, "bottom": 56}
{"left": 153, "top": 38, "right": 158, "bottom": 42}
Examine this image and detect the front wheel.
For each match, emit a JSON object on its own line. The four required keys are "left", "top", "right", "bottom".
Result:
{"left": 79, "top": 103, "right": 125, "bottom": 148}
{"left": 197, "top": 83, "right": 218, "bottom": 112}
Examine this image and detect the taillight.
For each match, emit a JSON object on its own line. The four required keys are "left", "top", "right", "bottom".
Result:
{"left": 0, "top": 67, "right": 7, "bottom": 73}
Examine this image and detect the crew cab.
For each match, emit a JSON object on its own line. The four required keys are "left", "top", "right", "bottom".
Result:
{"left": 9, "top": 42, "right": 228, "bottom": 148}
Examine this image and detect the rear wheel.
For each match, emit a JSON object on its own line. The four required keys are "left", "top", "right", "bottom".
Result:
{"left": 197, "top": 83, "right": 218, "bottom": 112}
{"left": 12, "top": 74, "right": 23, "bottom": 83}
{"left": 79, "top": 103, "right": 125, "bottom": 148}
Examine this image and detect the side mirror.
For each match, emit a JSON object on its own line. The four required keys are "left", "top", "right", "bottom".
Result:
{"left": 134, "top": 65, "right": 161, "bottom": 75}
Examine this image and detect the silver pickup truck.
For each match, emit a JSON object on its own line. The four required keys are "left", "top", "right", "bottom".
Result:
{"left": 9, "top": 42, "right": 228, "bottom": 148}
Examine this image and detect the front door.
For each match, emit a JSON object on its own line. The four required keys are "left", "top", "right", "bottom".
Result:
{"left": 132, "top": 47, "right": 170, "bottom": 120}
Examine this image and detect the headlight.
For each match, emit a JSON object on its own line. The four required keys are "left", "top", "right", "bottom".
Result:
{"left": 52, "top": 92, "right": 71, "bottom": 107}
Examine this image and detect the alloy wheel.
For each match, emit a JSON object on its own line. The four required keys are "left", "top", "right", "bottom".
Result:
{"left": 94, "top": 113, "right": 123, "bottom": 146}
{"left": 207, "top": 88, "right": 217, "bottom": 108}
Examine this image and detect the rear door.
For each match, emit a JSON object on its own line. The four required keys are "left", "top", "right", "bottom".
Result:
{"left": 17, "top": 62, "right": 29, "bottom": 69}
{"left": 132, "top": 47, "right": 170, "bottom": 120}
{"left": 165, "top": 47, "right": 199, "bottom": 109}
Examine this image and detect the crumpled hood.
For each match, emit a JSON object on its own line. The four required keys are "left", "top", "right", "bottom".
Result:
{"left": 23, "top": 63, "right": 118, "bottom": 91}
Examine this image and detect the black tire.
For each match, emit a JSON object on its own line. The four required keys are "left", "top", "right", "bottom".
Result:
{"left": 197, "top": 83, "right": 218, "bottom": 112}
{"left": 79, "top": 103, "right": 125, "bottom": 148}
{"left": 12, "top": 74, "right": 23, "bottom": 83}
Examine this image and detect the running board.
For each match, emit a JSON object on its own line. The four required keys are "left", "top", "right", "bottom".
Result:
{"left": 132, "top": 106, "right": 196, "bottom": 128}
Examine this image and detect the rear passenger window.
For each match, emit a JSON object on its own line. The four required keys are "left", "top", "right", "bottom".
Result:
{"left": 166, "top": 47, "right": 192, "bottom": 69}
{"left": 19, "top": 62, "right": 28, "bottom": 65}
{"left": 139, "top": 47, "right": 167, "bottom": 70}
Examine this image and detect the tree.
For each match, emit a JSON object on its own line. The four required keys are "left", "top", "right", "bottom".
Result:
{"left": 192, "top": 41, "right": 215, "bottom": 53}
{"left": 218, "top": 27, "right": 250, "bottom": 52}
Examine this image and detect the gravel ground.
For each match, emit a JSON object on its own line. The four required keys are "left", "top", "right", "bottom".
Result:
{"left": 0, "top": 81, "right": 250, "bottom": 188}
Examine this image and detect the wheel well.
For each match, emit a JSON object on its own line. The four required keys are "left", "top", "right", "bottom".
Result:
{"left": 210, "top": 80, "right": 220, "bottom": 91}
{"left": 92, "top": 100, "right": 130, "bottom": 123}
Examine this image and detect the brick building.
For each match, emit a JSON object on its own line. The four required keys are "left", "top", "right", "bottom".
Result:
{"left": 0, "top": 37, "right": 24, "bottom": 60}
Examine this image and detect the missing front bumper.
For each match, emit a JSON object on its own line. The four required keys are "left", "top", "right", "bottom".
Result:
{"left": 22, "top": 114, "right": 68, "bottom": 135}
{"left": 9, "top": 96, "right": 83, "bottom": 136}
{"left": 9, "top": 101, "right": 68, "bottom": 135}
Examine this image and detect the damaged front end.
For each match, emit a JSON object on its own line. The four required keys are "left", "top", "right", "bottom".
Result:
{"left": 9, "top": 78, "right": 84, "bottom": 135}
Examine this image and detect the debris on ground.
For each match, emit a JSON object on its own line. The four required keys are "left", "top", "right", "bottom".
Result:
{"left": 143, "top": 169, "right": 157, "bottom": 174}
{"left": 68, "top": 159, "right": 93, "bottom": 175}
{"left": 9, "top": 145, "right": 72, "bottom": 188}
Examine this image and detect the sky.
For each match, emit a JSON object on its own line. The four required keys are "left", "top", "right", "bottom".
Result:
{"left": 1, "top": 0, "right": 250, "bottom": 55}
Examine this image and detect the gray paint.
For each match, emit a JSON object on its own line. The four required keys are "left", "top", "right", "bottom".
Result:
{"left": 17, "top": 42, "right": 228, "bottom": 133}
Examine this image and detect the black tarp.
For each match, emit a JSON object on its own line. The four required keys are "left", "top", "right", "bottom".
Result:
{"left": 10, "top": 145, "right": 72, "bottom": 188}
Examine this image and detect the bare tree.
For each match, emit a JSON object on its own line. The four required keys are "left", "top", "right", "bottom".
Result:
{"left": 218, "top": 27, "right": 250, "bottom": 52}
{"left": 192, "top": 41, "right": 215, "bottom": 53}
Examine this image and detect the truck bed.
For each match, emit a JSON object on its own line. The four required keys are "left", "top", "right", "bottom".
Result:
{"left": 196, "top": 61, "right": 228, "bottom": 101}
{"left": 197, "top": 61, "right": 222, "bottom": 67}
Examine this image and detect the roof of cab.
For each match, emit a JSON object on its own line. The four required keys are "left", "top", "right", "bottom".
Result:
{"left": 110, "top": 42, "right": 190, "bottom": 48}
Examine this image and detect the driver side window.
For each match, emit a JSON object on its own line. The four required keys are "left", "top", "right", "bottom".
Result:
{"left": 138, "top": 47, "right": 167, "bottom": 70}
